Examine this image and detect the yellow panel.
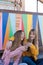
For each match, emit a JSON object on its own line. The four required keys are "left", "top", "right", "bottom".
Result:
{"left": 27, "top": 14, "right": 32, "bottom": 38}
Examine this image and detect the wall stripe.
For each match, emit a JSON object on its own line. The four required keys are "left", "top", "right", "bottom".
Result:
{"left": 27, "top": 14, "right": 32, "bottom": 38}
{"left": 9, "top": 13, "right": 16, "bottom": 35}
{"left": 32, "top": 14, "right": 38, "bottom": 29}
{"left": 22, "top": 20, "right": 24, "bottom": 31}
{"left": 38, "top": 15, "right": 43, "bottom": 45}
{"left": 22, "top": 14, "right": 27, "bottom": 38}
{"left": 9, "top": 20, "right": 13, "bottom": 38}
{"left": 0, "top": 13, "right": 2, "bottom": 50}
{"left": 3, "top": 16, "right": 10, "bottom": 49}
{"left": 16, "top": 14, "right": 21, "bottom": 31}
{"left": 2, "top": 12, "right": 8, "bottom": 44}
{"left": 18, "top": 15, "right": 22, "bottom": 30}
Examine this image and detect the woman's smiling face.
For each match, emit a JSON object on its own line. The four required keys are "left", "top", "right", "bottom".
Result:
{"left": 29, "top": 31, "right": 35, "bottom": 41}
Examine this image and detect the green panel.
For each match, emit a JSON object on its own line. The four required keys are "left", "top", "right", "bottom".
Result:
{"left": 9, "top": 20, "right": 13, "bottom": 38}
{"left": 22, "top": 14, "right": 27, "bottom": 38}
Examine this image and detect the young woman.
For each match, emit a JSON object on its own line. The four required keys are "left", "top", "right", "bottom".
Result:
{"left": 22, "top": 29, "right": 39, "bottom": 65}
{"left": 10, "top": 30, "right": 26, "bottom": 65}
{"left": 1, "top": 30, "right": 28, "bottom": 65}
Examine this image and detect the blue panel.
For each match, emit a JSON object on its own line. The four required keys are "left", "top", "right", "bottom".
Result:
{"left": 2, "top": 12, "right": 8, "bottom": 44}
{"left": 32, "top": 14, "right": 38, "bottom": 29}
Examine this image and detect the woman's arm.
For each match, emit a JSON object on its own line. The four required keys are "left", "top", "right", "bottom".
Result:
{"left": 13, "top": 52, "right": 22, "bottom": 65}
{"left": 10, "top": 42, "right": 32, "bottom": 58}
{"left": 25, "top": 42, "right": 39, "bottom": 55}
{"left": 10, "top": 46, "right": 27, "bottom": 58}
{"left": 1, "top": 50, "right": 6, "bottom": 60}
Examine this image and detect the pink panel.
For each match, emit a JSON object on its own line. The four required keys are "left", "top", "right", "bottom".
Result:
{"left": 19, "top": 16, "right": 22, "bottom": 30}
{"left": 0, "top": 13, "right": 2, "bottom": 50}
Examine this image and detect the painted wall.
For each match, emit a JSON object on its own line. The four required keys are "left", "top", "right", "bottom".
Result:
{"left": 0, "top": 12, "right": 43, "bottom": 50}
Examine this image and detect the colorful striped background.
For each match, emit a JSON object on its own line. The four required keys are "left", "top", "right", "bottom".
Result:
{"left": 0, "top": 12, "right": 43, "bottom": 50}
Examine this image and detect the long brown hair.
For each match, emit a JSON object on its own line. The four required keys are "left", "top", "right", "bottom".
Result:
{"left": 10, "top": 30, "right": 24, "bottom": 51}
{"left": 27, "top": 29, "right": 36, "bottom": 45}
{"left": 27, "top": 29, "right": 37, "bottom": 51}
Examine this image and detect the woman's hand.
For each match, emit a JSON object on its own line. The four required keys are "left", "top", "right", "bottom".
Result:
{"left": 20, "top": 46, "right": 27, "bottom": 51}
{"left": 25, "top": 42, "right": 32, "bottom": 49}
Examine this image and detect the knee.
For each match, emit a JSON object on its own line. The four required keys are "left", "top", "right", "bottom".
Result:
{"left": 22, "top": 56, "right": 29, "bottom": 62}
{"left": 22, "top": 56, "right": 36, "bottom": 65}
{"left": 19, "top": 63, "right": 28, "bottom": 65}
{"left": 22, "top": 56, "right": 31, "bottom": 62}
